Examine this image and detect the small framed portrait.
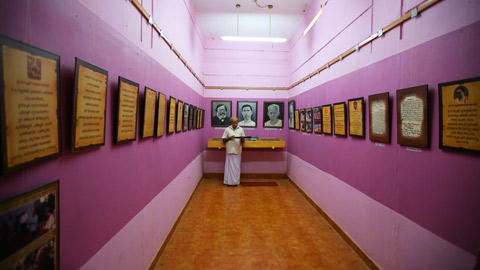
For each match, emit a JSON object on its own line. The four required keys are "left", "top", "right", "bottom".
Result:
{"left": 211, "top": 100, "right": 232, "bottom": 127}
{"left": 237, "top": 101, "right": 257, "bottom": 128}
{"left": 305, "top": 108, "right": 313, "bottom": 133}
{"left": 313, "top": 106, "right": 322, "bottom": 134}
{"left": 263, "top": 101, "right": 284, "bottom": 128}
{"left": 300, "top": 109, "right": 306, "bottom": 132}
{"left": 288, "top": 100, "right": 296, "bottom": 129}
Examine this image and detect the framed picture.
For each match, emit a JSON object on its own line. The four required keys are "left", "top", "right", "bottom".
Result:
{"left": 0, "top": 181, "right": 59, "bottom": 270}
{"left": 193, "top": 106, "right": 198, "bottom": 129}
{"left": 300, "top": 109, "right": 306, "bottom": 131}
{"left": 167, "top": 96, "right": 176, "bottom": 135}
{"left": 72, "top": 58, "right": 108, "bottom": 152}
{"left": 183, "top": 103, "right": 189, "bottom": 132}
{"left": 211, "top": 100, "right": 231, "bottom": 127}
{"left": 288, "top": 100, "right": 296, "bottom": 129}
{"left": 175, "top": 100, "right": 183, "bottom": 133}
{"left": 0, "top": 35, "right": 62, "bottom": 174}
{"left": 115, "top": 77, "right": 139, "bottom": 144}
{"left": 237, "top": 101, "right": 257, "bottom": 128}
{"left": 322, "top": 105, "right": 332, "bottom": 135}
{"left": 334, "top": 102, "right": 347, "bottom": 137}
{"left": 348, "top": 97, "right": 365, "bottom": 138}
{"left": 263, "top": 101, "right": 284, "bottom": 128}
{"left": 295, "top": 110, "right": 300, "bottom": 130}
{"left": 397, "top": 85, "right": 429, "bottom": 148}
{"left": 439, "top": 77, "right": 480, "bottom": 153}
{"left": 197, "top": 108, "right": 201, "bottom": 129}
{"left": 305, "top": 108, "right": 313, "bottom": 133}
{"left": 200, "top": 109, "right": 205, "bottom": 129}
{"left": 188, "top": 105, "right": 194, "bottom": 130}
{"left": 313, "top": 106, "right": 322, "bottom": 134}
{"left": 369, "top": 92, "right": 390, "bottom": 143}
{"left": 156, "top": 92, "right": 167, "bottom": 137}
{"left": 141, "top": 87, "right": 157, "bottom": 139}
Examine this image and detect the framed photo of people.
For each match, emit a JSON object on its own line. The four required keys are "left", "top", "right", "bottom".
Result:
{"left": 305, "top": 108, "right": 313, "bottom": 133}
{"left": 211, "top": 100, "right": 231, "bottom": 127}
{"left": 300, "top": 109, "right": 306, "bottom": 131}
{"left": 183, "top": 103, "right": 189, "bottom": 132}
{"left": 141, "top": 87, "right": 157, "bottom": 139}
{"left": 0, "top": 180, "right": 59, "bottom": 270}
{"left": 369, "top": 92, "right": 390, "bottom": 143}
{"left": 176, "top": 100, "right": 184, "bottom": 133}
{"left": 333, "top": 102, "right": 347, "bottom": 137}
{"left": 263, "top": 101, "right": 284, "bottom": 128}
{"left": 295, "top": 110, "right": 300, "bottom": 130}
{"left": 156, "top": 92, "right": 167, "bottom": 137}
{"left": 0, "top": 35, "right": 61, "bottom": 174}
{"left": 167, "top": 96, "right": 176, "bottom": 135}
{"left": 237, "top": 101, "right": 257, "bottom": 128}
{"left": 72, "top": 58, "right": 108, "bottom": 152}
{"left": 313, "top": 106, "right": 322, "bottom": 134}
{"left": 288, "top": 100, "right": 296, "bottom": 129}
{"left": 322, "top": 105, "right": 332, "bottom": 135}
{"left": 115, "top": 77, "right": 139, "bottom": 144}
{"left": 439, "top": 77, "right": 480, "bottom": 153}
{"left": 348, "top": 97, "right": 365, "bottom": 138}
{"left": 397, "top": 85, "right": 429, "bottom": 148}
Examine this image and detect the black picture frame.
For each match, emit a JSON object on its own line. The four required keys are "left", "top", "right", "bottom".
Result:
{"left": 333, "top": 102, "right": 347, "bottom": 137}
{"left": 300, "top": 109, "right": 306, "bottom": 132}
{"left": 288, "top": 100, "right": 296, "bottom": 129}
{"left": 188, "top": 105, "right": 195, "bottom": 130}
{"left": 263, "top": 101, "right": 284, "bottom": 128}
{"left": 176, "top": 100, "right": 183, "bottom": 133}
{"left": 305, "top": 108, "right": 313, "bottom": 133}
{"left": 115, "top": 76, "right": 139, "bottom": 144}
{"left": 348, "top": 97, "right": 365, "bottom": 138}
{"left": 313, "top": 106, "right": 322, "bottom": 134}
{"left": 368, "top": 92, "right": 390, "bottom": 143}
{"left": 141, "top": 87, "right": 157, "bottom": 139}
{"left": 322, "top": 105, "right": 333, "bottom": 135}
{"left": 237, "top": 101, "right": 257, "bottom": 128}
{"left": 0, "top": 35, "right": 62, "bottom": 174}
{"left": 155, "top": 92, "right": 167, "bottom": 137}
{"left": 167, "top": 96, "right": 176, "bottom": 135}
{"left": 211, "top": 100, "right": 232, "bottom": 127}
{"left": 397, "top": 85, "right": 429, "bottom": 148}
{"left": 183, "top": 103, "right": 189, "bottom": 132}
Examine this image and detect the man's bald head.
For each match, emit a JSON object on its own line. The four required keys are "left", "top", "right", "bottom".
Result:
{"left": 231, "top": 116, "right": 238, "bottom": 128}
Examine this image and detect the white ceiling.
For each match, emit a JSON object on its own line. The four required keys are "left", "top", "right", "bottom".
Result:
{"left": 191, "top": 0, "right": 313, "bottom": 40}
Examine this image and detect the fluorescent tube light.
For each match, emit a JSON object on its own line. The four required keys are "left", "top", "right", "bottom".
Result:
{"left": 303, "top": 7, "right": 323, "bottom": 36}
{"left": 221, "top": 36, "right": 287, "bottom": 42}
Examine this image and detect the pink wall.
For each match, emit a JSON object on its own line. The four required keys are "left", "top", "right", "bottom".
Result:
{"left": 0, "top": 0, "right": 204, "bottom": 269}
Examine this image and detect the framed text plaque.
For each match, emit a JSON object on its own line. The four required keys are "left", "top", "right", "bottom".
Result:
{"left": 156, "top": 92, "right": 166, "bottom": 137}
{"left": 396, "top": 85, "right": 429, "bottom": 148}
{"left": 369, "top": 92, "right": 390, "bottom": 143}
{"left": 348, "top": 97, "right": 365, "bottom": 138}
{"left": 167, "top": 96, "right": 176, "bottom": 135}
{"left": 322, "top": 105, "right": 332, "bottom": 135}
{"left": 197, "top": 108, "right": 201, "bottom": 129}
{"left": 200, "top": 109, "right": 205, "bottom": 129}
{"left": 439, "top": 77, "right": 480, "bottom": 153}
{"left": 183, "top": 103, "right": 189, "bottom": 132}
{"left": 305, "top": 108, "right": 313, "bottom": 133}
{"left": 188, "top": 105, "right": 194, "bottom": 130}
{"left": 176, "top": 100, "right": 183, "bottom": 133}
{"left": 333, "top": 102, "right": 347, "bottom": 137}
{"left": 115, "top": 77, "right": 138, "bottom": 144}
{"left": 72, "top": 58, "right": 108, "bottom": 152}
{"left": 300, "top": 109, "right": 306, "bottom": 132}
{"left": 0, "top": 36, "right": 61, "bottom": 174}
{"left": 313, "top": 106, "right": 322, "bottom": 134}
{"left": 0, "top": 181, "right": 59, "bottom": 270}
{"left": 295, "top": 110, "right": 300, "bottom": 130}
{"left": 141, "top": 87, "right": 156, "bottom": 139}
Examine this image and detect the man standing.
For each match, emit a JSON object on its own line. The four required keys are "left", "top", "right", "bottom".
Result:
{"left": 222, "top": 116, "right": 245, "bottom": 186}
{"left": 212, "top": 104, "right": 230, "bottom": 126}
{"left": 238, "top": 104, "right": 256, "bottom": 127}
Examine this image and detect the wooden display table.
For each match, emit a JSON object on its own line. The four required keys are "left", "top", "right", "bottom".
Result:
{"left": 207, "top": 137, "right": 285, "bottom": 149}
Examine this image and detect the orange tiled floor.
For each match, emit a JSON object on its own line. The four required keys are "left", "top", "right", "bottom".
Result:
{"left": 153, "top": 178, "right": 370, "bottom": 270}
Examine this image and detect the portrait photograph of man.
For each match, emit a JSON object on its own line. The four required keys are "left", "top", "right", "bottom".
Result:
{"left": 263, "top": 101, "right": 284, "bottom": 128}
{"left": 211, "top": 100, "right": 232, "bottom": 127}
{"left": 288, "top": 100, "right": 295, "bottom": 129}
{"left": 237, "top": 101, "right": 257, "bottom": 128}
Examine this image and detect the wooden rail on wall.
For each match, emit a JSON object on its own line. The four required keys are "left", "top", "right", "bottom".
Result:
{"left": 131, "top": 0, "right": 441, "bottom": 91}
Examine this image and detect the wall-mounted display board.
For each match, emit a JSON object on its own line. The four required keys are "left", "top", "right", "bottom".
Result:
{"left": 115, "top": 77, "right": 138, "bottom": 144}
{"left": 197, "top": 109, "right": 202, "bottom": 129}
{"left": 156, "top": 92, "right": 166, "bottom": 137}
{"left": 397, "top": 85, "right": 429, "bottom": 148}
{"left": 334, "top": 102, "right": 347, "bottom": 137}
{"left": 305, "top": 108, "right": 313, "bottom": 133}
{"left": 183, "top": 103, "right": 189, "bottom": 132}
{"left": 288, "top": 100, "right": 296, "bottom": 129}
{"left": 0, "top": 180, "right": 59, "bottom": 270}
{"left": 72, "top": 58, "right": 108, "bottom": 152}
{"left": 193, "top": 106, "right": 198, "bottom": 129}
{"left": 322, "top": 105, "right": 332, "bottom": 135}
{"left": 167, "top": 96, "right": 176, "bottom": 135}
{"left": 294, "top": 110, "right": 300, "bottom": 130}
{"left": 0, "top": 36, "right": 61, "bottom": 174}
{"left": 439, "top": 77, "right": 480, "bottom": 153}
{"left": 313, "top": 106, "right": 322, "bottom": 134}
{"left": 237, "top": 101, "right": 257, "bottom": 128}
{"left": 369, "top": 92, "right": 390, "bottom": 143}
{"left": 348, "top": 97, "right": 365, "bottom": 138}
{"left": 141, "top": 87, "right": 156, "bottom": 139}
{"left": 211, "top": 100, "right": 231, "bottom": 127}
{"left": 264, "top": 101, "right": 284, "bottom": 128}
{"left": 300, "top": 109, "right": 306, "bottom": 131}
{"left": 201, "top": 109, "right": 205, "bottom": 129}
{"left": 188, "top": 105, "right": 194, "bottom": 130}
{"left": 176, "top": 100, "right": 183, "bottom": 133}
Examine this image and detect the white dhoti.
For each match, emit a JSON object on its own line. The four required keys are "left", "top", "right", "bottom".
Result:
{"left": 224, "top": 154, "right": 241, "bottom": 185}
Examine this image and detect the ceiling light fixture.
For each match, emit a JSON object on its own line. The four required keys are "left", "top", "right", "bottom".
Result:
{"left": 221, "top": 3, "right": 287, "bottom": 43}
{"left": 303, "top": 1, "right": 328, "bottom": 36}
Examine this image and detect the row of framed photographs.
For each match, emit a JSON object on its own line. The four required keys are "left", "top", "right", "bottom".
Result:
{"left": 288, "top": 77, "right": 479, "bottom": 154}
{"left": 211, "top": 100, "right": 285, "bottom": 128}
